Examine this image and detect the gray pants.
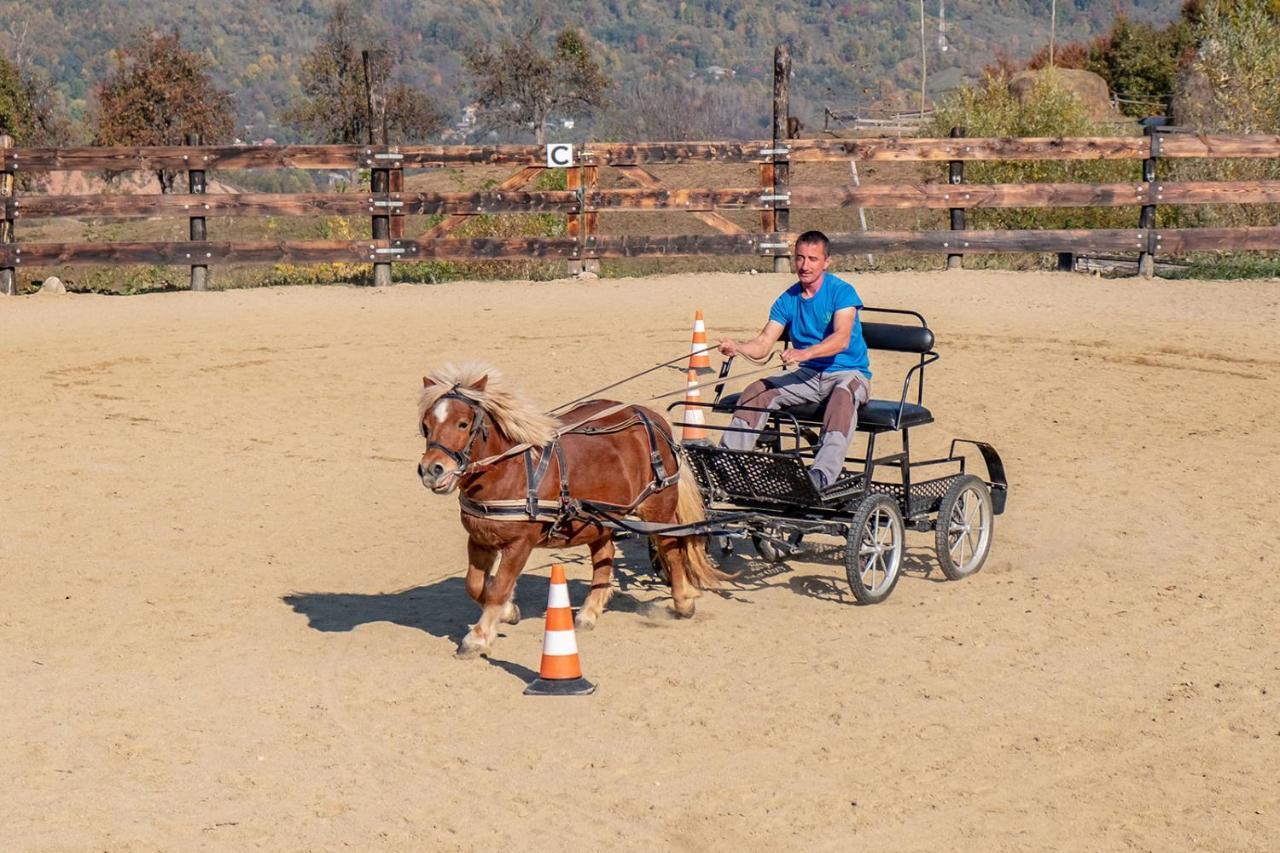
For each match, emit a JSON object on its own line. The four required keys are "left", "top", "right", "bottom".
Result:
{"left": 721, "top": 367, "right": 870, "bottom": 487}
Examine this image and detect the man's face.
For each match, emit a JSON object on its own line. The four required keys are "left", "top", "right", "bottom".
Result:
{"left": 794, "top": 241, "right": 831, "bottom": 288}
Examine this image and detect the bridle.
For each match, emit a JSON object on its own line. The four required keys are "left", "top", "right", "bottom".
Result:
{"left": 421, "top": 388, "right": 490, "bottom": 476}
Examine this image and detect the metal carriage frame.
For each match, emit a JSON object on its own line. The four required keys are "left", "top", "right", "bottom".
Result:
{"left": 666, "top": 307, "right": 1009, "bottom": 604}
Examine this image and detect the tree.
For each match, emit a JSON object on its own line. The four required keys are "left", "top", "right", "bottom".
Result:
{"left": 0, "top": 53, "right": 37, "bottom": 140}
{"left": 1, "top": 52, "right": 72, "bottom": 146}
{"left": 465, "top": 25, "right": 609, "bottom": 144}
{"left": 93, "top": 31, "right": 234, "bottom": 191}
{"left": 600, "top": 74, "right": 764, "bottom": 140}
{"left": 285, "top": 1, "right": 445, "bottom": 144}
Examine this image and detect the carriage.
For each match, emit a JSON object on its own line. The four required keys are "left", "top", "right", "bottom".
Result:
{"left": 418, "top": 306, "right": 1008, "bottom": 658}
{"left": 665, "top": 307, "right": 1009, "bottom": 604}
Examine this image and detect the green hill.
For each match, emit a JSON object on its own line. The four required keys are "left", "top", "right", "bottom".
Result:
{"left": 1, "top": 0, "right": 1178, "bottom": 140}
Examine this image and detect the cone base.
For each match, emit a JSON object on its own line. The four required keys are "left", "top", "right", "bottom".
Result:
{"left": 523, "top": 676, "right": 597, "bottom": 696}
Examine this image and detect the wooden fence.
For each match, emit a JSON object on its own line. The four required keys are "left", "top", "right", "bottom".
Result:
{"left": 4, "top": 128, "right": 1280, "bottom": 294}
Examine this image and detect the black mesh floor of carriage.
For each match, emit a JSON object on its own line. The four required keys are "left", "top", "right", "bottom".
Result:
{"left": 684, "top": 444, "right": 822, "bottom": 506}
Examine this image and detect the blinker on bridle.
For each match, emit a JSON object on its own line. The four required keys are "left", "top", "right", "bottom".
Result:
{"left": 422, "top": 386, "right": 489, "bottom": 473}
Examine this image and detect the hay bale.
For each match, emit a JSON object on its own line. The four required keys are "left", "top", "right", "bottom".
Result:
{"left": 1009, "top": 69, "right": 1126, "bottom": 122}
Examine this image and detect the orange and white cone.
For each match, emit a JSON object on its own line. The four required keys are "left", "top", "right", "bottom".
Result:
{"left": 689, "top": 310, "right": 713, "bottom": 373}
{"left": 524, "top": 564, "right": 596, "bottom": 696}
{"left": 682, "top": 368, "right": 707, "bottom": 442}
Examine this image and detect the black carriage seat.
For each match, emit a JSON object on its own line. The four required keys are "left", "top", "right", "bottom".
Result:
{"left": 713, "top": 310, "right": 937, "bottom": 434}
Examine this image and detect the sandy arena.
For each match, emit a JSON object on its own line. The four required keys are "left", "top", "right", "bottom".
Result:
{"left": 2, "top": 270, "right": 1278, "bottom": 851}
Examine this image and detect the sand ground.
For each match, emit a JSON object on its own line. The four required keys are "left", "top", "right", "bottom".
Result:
{"left": 2, "top": 270, "right": 1278, "bottom": 851}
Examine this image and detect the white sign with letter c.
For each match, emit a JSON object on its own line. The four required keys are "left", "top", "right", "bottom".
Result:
{"left": 545, "top": 143, "right": 574, "bottom": 168}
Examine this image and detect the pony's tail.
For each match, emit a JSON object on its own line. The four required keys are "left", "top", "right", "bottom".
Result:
{"left": 670, "top": 472, "right": 732, "bottom": 589}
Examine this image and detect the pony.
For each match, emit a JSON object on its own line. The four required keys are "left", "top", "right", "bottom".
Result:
{"left": 417, "top": 362, "right": 723, "bottom": 658}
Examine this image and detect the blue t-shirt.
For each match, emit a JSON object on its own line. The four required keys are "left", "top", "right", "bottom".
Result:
{"left": 769, "top": 272, "right": 870, "bottom": 377}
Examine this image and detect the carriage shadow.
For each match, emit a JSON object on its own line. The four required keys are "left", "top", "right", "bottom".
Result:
{"left": 703, "top": 536, "right": 943, "bottom": 606}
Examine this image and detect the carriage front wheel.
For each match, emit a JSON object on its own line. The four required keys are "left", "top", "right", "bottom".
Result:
{"left": 934, "top": 474, "right": 994, "bottom": 580}
{"left": 844, "top": 494, "right": 904, "bottom": 605}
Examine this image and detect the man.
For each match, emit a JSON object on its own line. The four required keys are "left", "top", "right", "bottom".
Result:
{"left": 717, "top": 230, "right": 871, "bottom": 489}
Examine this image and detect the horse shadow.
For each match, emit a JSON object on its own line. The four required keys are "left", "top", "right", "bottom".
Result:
{"left": 281, "top": 550, "right": 670, "bottom": 684}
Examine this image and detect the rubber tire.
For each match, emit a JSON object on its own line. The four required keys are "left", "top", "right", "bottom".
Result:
{"left": 934, "top": 475, "right": 994, "bottom": 581}
{"left": 844, "top": 494, "right": 905, "bottom": 605}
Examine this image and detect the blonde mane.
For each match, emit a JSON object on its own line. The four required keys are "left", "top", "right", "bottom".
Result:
{"left": 418, "top": 362, "right": 559, "bottom": 446}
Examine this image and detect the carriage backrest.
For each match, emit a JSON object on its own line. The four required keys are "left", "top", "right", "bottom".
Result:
{"left": 776, "top": 307, "right": 934, "bottom": 354}
{"left": 861, "top": 321, "right": 934, "bottom": 354}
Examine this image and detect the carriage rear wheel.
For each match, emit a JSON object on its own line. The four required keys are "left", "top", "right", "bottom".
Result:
{"left": 934, "top": 475, "right": 994, "bottom": 580}
{"left": 844, "top": 494, "right": 904, "bottom": 605}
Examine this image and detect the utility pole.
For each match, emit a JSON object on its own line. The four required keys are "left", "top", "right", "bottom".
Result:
{"left": 1050, "top": 0, "right": 1058, "bottom": 67}
{"left": 919, "top": 0, "right": 927, "bottom": 116}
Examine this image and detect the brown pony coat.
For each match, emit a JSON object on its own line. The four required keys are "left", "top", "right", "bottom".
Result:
{"left": 418, "top": 365, "right": 721, "bottom": 658}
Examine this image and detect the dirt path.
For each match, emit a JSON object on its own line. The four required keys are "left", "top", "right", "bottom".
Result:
{"left": 2, "top": 270, "right": 1278, "bottom": 851}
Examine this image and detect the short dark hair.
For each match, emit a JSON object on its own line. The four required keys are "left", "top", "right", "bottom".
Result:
{"left": 795, "top": 230, "right": 830, "bottom": 257}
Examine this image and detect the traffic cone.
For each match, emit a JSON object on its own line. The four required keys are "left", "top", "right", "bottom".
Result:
{"left": 524, "top": 564, "right": 596, "bottom": 696}
{"left": 689, "top": 310, "right": 713, "bottom": 373}
{"left": 682, "top": 368, "right": 707, "bottom": 442}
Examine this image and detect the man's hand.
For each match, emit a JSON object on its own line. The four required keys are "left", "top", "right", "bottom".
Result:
{"left": 780, "top": 347, "right": 806, "bottom": 366}
{"left": 717, "top": 338, "right": 739, "bottom": 357}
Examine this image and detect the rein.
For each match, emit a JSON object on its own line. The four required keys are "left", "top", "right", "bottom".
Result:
{"left": 458, "top": 354, "right": 786, "bottom": 474}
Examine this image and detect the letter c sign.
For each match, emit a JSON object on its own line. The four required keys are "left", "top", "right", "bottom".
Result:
{"left": 545, "top": 143, "right": 574, "bottom": 168}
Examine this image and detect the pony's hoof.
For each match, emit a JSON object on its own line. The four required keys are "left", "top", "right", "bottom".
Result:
{"left": 500, "top": 603, "right": 521, "bottom": 625}
{"left": 455, "top": 635, "right": 490, "bottom": 659}
{"left": 671, "top": 600, "right": 697, "bottom": 619}
{"left": 575, "top": 610, "right": 597, "bottom": 631}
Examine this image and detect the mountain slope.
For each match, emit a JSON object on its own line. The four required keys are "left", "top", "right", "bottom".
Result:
{"left": 1, "top": 0, "right": 1179, "bottom": 140}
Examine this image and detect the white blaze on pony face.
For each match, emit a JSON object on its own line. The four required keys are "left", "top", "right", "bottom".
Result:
{"left": 419, "top": 395, "right": 477, "bottom": 494}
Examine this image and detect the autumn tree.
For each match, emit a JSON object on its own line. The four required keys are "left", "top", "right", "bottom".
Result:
{"left": 285, "top": 1, "right": 445, "bottom": 144}
{"left": 1, "top": 52, "right": 72, "bottom": 146}
{"left": 93, "top": 31, "right": 234, "bottom": 191}
{"left": 465, "top": 25, "right": 608, "bottom": 144}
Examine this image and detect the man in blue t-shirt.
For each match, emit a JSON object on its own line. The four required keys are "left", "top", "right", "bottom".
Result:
{"left": 716, "top": 230, "right": 871, "bottom": 489}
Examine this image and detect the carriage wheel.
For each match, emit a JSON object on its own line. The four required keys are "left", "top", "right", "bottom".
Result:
{"left": 935, "top": 475, "right": 994, "bottom": 580}
{"left": 843, "top": 494, "right": 904, "bottom": 605}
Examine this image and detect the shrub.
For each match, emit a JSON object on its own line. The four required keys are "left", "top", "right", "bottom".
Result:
{"left": 925, "top": 70, "right": 1139, "bottom": 231}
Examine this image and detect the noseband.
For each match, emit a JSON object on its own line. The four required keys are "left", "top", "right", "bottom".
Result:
{"left": 422, "top": 388, "right": 489, "bottom": 475}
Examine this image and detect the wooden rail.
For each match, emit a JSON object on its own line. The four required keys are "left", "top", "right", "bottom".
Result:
{"left": 13, "top": 180, "right": 1280, "bottom": 220}
{"left": 6, "top": 227, "right": 1280, "bottom": 268}
{"left": 6, "top": 134, "right": 1280, "bottom": 172}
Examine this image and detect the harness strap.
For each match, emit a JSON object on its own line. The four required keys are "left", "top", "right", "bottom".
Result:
{"left": 524, "top": 442, "right": 557, "bottom": 518}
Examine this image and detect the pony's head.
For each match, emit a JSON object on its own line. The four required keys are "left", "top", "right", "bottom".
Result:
{"left": 417, "top": 362, "right": 558, "bottom": 494}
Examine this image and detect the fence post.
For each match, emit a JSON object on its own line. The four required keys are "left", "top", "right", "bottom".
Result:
{"left": 1138, "top": 125, "right": 1159, "bottom": 279}
{"left": 946, "top": 126, "right": 965, "bottom": 271}
{"left": 1, "top": 133, "right": 14, "bottom": 295}
{"left": 363, "top": 49, "right": 392, "bottom": 287}
{"left": 566, "top": 162, "right": 584, "bottom": 276}
{"left": 771, "top": 43, "right": 792, "bottom": 274}
{"left": 186, "top": 133, "right": 208, "bottom": 291}
{"left": 582, "top": 153, "right": 600, "bottom": 276}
